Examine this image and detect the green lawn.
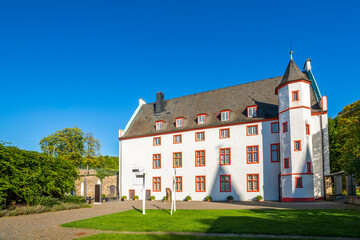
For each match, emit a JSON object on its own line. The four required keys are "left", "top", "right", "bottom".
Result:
{"left": 62, "top": 209, "right": 360, "bottom": 238}
{"left": 79, "top": 233, "right": 320, "bottom": 240}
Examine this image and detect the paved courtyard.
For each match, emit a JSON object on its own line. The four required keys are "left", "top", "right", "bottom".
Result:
{"left": 0, "top": 200, "right": 359, "bottom": 240}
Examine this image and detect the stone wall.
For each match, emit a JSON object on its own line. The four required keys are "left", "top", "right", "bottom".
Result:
{"left": 75, "top": 169, "right": 118, "bottom": 198}
{"left": 346, "top": 196, "right": 360, "bottom": 205}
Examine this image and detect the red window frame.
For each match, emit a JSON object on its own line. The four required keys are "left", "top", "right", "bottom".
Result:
{"left": 219, "top": 148, "right": 231, "bottom": 165}
{"left": 282, "top": 122, "right": 288, "bottom": 133}
{"left": 247, "top": 105, "right": 257, "bottom": 117}
{"left": 195, "top": 150, "right": 206, "bottom": 167}
{"left": 306, "top": 124, "right": 310, "bottom": 135}
{"left": 270, "top": 143, "right": 280, "bottom": 162}
{"left": 197, "top": 114, "right": 206, "bottom": 124}
{"left": 195, "top": 131, "right": 205, "bottom": 141}
{"left": 292, "top": 90, "right": 300, "bottom": 102}
{"left": 294, "top": 140, "right": 302, "bottom": 151}
{"left": 195, "top": 175, "right": 206, "bottom": 192}
{"left": 219, "top": 128, "right": 230, "bottom": 139}
{"left": 220, "top": 110, "right": 231, "bottom": 121}
{"left": 247, "top": 174, "right": 260, "bottom": 192}
{"left": 155, "top": 121, "right": 164, "bottom": 130}
{"left": 173, "top": 152, "right": 182, "bottom": 168}
{"left": 173, "top": 134, "right": 182, "bottom": 144}
{"left": 220, "top": 175, "right": 231, "bottom": 192}
{"left": 271, "top": 122, "right": 279, "bottom": 133}
{"left": 284, "top": 158, "right": 290, "bottom": 169}
{"left": 175, "top": 176, "right": 182, "bottom": 192}
{"left": 307, "top": 162, "right": 311, "bottom": 173}
{"left": 153, "top": 137, "right": 161, "bottom": 146}
{"left": 175, "top": 117, "right": 184, "bottom": 128}
{"left": 153, "top": 177, "right": 161, "bottom": 192}
{"left": 295, "top": 177, "right": 303, "bottom": 188}
{"left": 247, "top": 145, "right": 259, "bottom": 164}
{"left": 153, "top": 154, "right": 161, "bottom": 169}
{"left": 246, "top": 124, "right": 258, "bottom": 136}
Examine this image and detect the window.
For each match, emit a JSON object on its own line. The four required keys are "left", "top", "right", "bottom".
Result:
{"left": 247, "top": 106, "right": 257, "bottom": 117}
{"left": 247, "top": 125, "right": 258, "bottom": 136}
{"left": 294, "top": 140, "right": 302, "bottom": 151}
{"left": 295, "top": 177, "right": 303, "bottom": 188}
{"left": 271, "top": 143, "right": 280, "bottom": 162}
{"left": 173, "top": 152, "right": 182, "bottom": 168}
{"left": 175, "top": 176, "right": 182, "bottom": 192}
{"left": 198, "top": 114, "right": 206, "bottom": 124}
{"left": 176, "top": 118, "right": 184, "bottom": 128}
{"left": 271, "top": 122, "right": 279, "bottom": 133}
{"left": 284, "top": 158, "right": 290, "bottom": 169}
{"left": 247, "top": 146, "right": 259, "bottom": 164}
{"left": 292, "top": 90, "right": 300, "bottom": 101}
{"left": 220, "top": 175, "right": 231, "bottom": 192}
{"left": 306, "top": 124, "right": 310, "bottom": 135}
{"left": 219, "top": 148, "right": 231, "bottom": 165}
{"left": 282, "top": 122, "right": 288, "bottom": 133}
{"left": 247, "top": 174, "right": 259, "bottom": 192}
{"left": 173, "top": 134, "right": 182, "bottom": 144}
{"left": 153, "top": 154, "right": 161, "bottom": 169}
{"left": 307, "top": 162, "right": 311, "bottom": 173}
{"left": 153, "top": 177, "right": 161, "bottom": 192}
{"left": 156, "top": 121, "right": 164, "bottom": 130}
{"left": 153, "top": 137, "right": 161, "bottom": 146}
{"left": 195, "top": 176, "right": 206, "bottom": 192}
{"left": 221, "top": 110, "right": 230, "bottom": 121}
{"left": 195, "top": 131, "right": 205, "bottom": 141}
{"left": 219, "top": 128, "right": 230, "bottom": 139}
{"left": 195, "top": 150, "right": 206, "bottom": 167}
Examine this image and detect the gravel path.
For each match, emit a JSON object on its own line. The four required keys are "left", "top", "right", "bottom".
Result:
{"left": 0, "top": 200, "right": 359, "bottom": 240}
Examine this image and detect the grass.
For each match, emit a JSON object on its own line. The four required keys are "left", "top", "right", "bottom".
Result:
{"left": 79, "top": 233, "right": 320, "bottom": 240}
{"left": 62, "top": 209, "right": 360, "bottom": 237}
{"left": 0, "top": 202, "right": 90, "bottom": 217}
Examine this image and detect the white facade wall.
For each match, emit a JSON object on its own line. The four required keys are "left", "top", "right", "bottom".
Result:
{"left": 120, "top": 119, "right": 283, "bottom": 201}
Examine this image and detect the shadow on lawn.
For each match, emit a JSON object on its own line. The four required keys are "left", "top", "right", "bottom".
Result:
{"left": 198, "top": 209, "right": 360, "bottom": 238}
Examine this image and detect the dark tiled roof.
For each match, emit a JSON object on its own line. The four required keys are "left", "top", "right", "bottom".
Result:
{"left": 121, "top": 73, "right": 320, "bottom": 139}
{"left": 276, "top": 60, "right": 311, "bottom": 92}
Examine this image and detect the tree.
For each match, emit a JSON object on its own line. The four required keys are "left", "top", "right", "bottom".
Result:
{"left": 83, "top": 132, "right": 101, "bottom": 170}
{"left": 329, "top": 100, "right": 360, "bottom": 180}
{"left": 39, "top": 127, "right": 85, "bottom": 165}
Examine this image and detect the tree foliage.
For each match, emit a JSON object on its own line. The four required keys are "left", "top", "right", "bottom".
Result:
{"left": 83, "top": 132, "right": 101, "bottom": 170}
{"left": 329, "top": 100, "right": 360, "bottom": 180}
{"left": 39, "top": 127, "right": 85, "bottom": 165}
{"left": 0, "top": 143, "right": 78, "bottom": 205}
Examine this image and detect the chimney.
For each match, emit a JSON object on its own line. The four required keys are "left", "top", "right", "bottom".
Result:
{"left": 303, "top": 58, "right": 312, "bottom": 72}
{"left": 155, "top": 92, "right": 164, "bottom": 113}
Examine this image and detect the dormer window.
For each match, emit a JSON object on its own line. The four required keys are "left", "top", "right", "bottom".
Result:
{"left": 197, "top": 114, "right": 206, "bottom": 124}
{"left": 221, "top": 110, "right": 230, "bottom": 121}
{"left": 247, "top": 106, "right": 257, "bottom": 117}
{"left": 175, "top": 118, "right": 184, "bottom": 128}
{"left": 155, "top": 121, "right": 164, "bottom": 130}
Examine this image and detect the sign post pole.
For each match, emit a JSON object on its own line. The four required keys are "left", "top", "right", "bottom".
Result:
{"left": 142, "top": 173, "right": 146, "bottom": 215}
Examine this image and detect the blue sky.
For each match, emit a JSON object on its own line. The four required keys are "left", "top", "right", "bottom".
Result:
{"left": 1, "top": 0, "right": 359, "bottom": 156}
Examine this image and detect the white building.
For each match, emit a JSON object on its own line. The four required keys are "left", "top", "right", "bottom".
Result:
{"left": 118, "top": 57, "right": 330, "bottom": 202}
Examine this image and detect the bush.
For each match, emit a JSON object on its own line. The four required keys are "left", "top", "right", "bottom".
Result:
{"left": 149, "top": 196, "right": 155, "bottom": 201}
{"left": 227, "top": 195, "right": 234, "bottom": 201}
{"left": 0, "top": 197, "right": 6, "bottom": 210}
{"left": 205, "top": 196, "right": 212, "bottom": 201}
{"left": 163, "top": 196, "right": 166, "bottom": 201}
{"left": 185, "top": 195, "right": 192, "bottom": 201}
{"left": 102, "top": 193, "right": 106, "bottom": 198}
{"left": 61, "top": 195, "right": 85, "bottom": 204}
{"left": 133, "top": 195, "right": 139, "bottom": 200}
{"left": 33, "top": 196, "right": 59, "bottom": 207}
{"left": 121, "top": 196, "right": 127, "bottom": 200}
{"left": 256, "top": 195, "right": 263, "bottom": 201}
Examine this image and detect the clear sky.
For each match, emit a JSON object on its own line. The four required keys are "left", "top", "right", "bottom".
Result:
{"left": 1, "top": 0, "right": 359, "bottom": 156}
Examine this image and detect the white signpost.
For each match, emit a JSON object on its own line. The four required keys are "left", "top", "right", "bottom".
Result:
{"left": 171, "top": 168, "right": 177, "bottom": 215}
{"left": 135, "top": 168, "right": 146, "bottom": 215}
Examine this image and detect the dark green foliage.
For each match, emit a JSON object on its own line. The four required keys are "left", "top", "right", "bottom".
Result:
{"left": 33, "top": 196, "right": 59, "bottom": 207}
{"left": 61, "top": 195, "right": 86, "bottom": 204}
{"left": 96, "top": 168, "right": 118, "bottom": 182}
{"left": 0, "top": 143, "right": 79, "bottom": 205}
{"left": 0, "top": 197, "right": 6, "bottom": 210}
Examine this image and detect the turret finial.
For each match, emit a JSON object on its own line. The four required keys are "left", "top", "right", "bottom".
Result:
{"left": 290, "top": 51, "right": 293, "bottom": 60}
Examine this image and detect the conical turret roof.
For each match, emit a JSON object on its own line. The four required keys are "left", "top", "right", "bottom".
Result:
{"left": 276, "top": 59, "right": 311, "bottom": 94}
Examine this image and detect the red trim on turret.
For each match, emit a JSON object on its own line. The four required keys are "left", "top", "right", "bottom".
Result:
{"left": 279, "top": 106, "right": 312, "bottom": 115}
{"left": 281, "top": 197, "right": 315, "bottom": 202}
{"left": 275, "top": 80, "right": 311, "bottom": 94}
{"left": 311, "top": 111, "right": 328, "bottom": 116}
